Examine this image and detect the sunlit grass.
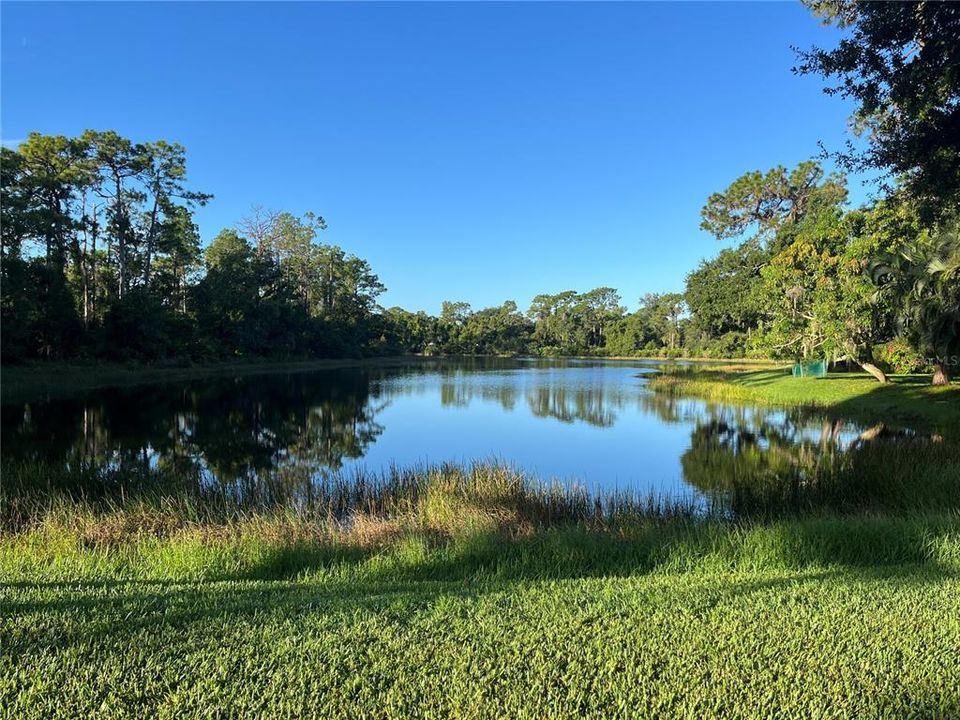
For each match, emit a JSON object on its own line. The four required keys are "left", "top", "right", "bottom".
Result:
{"left": 4, "top": 462, "right": 960, "bottom": 717}
{"left": 2, "top": 509, "right": 959, "bottom": 718}
{"left": 648, "top": 367, "right": 960, "bottom": 429}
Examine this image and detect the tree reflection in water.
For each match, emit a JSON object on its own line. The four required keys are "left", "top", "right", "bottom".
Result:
{"left": 3, "top": 360, "right": 955, "bottom": 516}
{"left": 1, "top": 369, "right": 388, "bottom": 504}
{"left": 675, "top": 404, "right": 952, "bottom": 516}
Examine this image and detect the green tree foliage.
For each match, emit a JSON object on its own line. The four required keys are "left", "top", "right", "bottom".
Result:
{"left": 383, "top": 308, "right": 441, "bottom": 355}
{"left": 525, "top": 289, "right": 624, "bottom": 355}
{"left": 640, "top": 293, "right": 687, "bottom": 352}
{"left": 2, "top": 128, "right": 956, "bottom": 383}
{"left": 527, "top": 291, "right": 582, "bottom": 354}
{"left": 756, "top": 180, "right": 850, "bottom": 361}
{"left": 875, "top": 215, "right": 960, "bottom": 384}
{"left": 0, "top": 131, "right": 388, "bottom": 362}
{"left": 139, "top": 140, "right": 212, "bottom": 290}
{"left": 697, "top": 160, "right": 899, "bottom": 381}
{"left": 796, "top": 1, "right": 960, "bottom": 216}
{"left": 604, "top": 310, "right": 657, "bottom": 357}
{"left": 700, "top": 161, "right": 846, "bottom": 247}
{"left": 432, "top": 301, "right": 533, "bottom": 356}
{"left": 684, "top": 240, "right": 769, "bottom": 356}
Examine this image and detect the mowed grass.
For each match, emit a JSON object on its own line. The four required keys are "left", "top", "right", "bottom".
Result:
{"left": 3, "top": 507, "right": 960, "bottom": 719}
{"left": 648, "top": 367, "right": 960, "bottom": 429}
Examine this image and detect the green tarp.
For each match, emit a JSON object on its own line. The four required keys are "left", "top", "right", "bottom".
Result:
{"left": 792, "top": 359, "right": 827, "bottom": 378}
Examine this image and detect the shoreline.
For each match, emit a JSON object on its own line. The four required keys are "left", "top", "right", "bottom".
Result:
{"left": 646, "top": 366, "right": 960, "bottom": 429}
{"left": 0, "top": 354, "right": 781, "bottom": 402}
{"left": 0, "top": 356, "right": 436, "bottom": 402}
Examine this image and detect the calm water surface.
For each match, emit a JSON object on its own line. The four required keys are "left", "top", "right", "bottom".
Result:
{"left": 4, "top": 358, "right": 924, "bottom": 508}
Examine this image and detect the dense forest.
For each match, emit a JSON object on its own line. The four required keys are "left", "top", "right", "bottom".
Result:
{"left": 1, "top": 2, "right": 957, "bottom": 383}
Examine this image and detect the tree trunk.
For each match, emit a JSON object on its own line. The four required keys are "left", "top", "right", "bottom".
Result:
{"left": 90, "top": 212, "right": 98, "bottom": 323}
{"left": 78, "top": 194, "right": 90, "bottom": 327}
{"left": 114, "top": 171, "right": 126, "bottom": 300}
{"left": 144, "top": 191, "right": 160, "bottom": 290}
{"left": 859, "top": 361, "right": 888, "bottom": 384}
{"left": 72, "top": 234, "right": 87, "bottom": 326}
{"left": 932, "top": 362, "right": 951, "bottom": 386}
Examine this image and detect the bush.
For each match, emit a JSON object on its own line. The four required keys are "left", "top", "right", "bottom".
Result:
{"left": 98, "top": 290, "right": 194, "bottom": 360}
{"left": 872, "top": 339, "right": 928, "bottom": 375}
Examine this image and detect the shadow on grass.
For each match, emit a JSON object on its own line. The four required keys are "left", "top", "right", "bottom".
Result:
{"left": 3, "top": 561, "right": 956, "bottom": 661}
{"left": 733, "top": 372, "right": 785, "bottom": 388}
{"left": 3, "top": 514, "right": 958, "bottom": 676}
{"left": 5, "top": 514, "right": 958, "bottom": 597}
{"left": 4, "top": 561, "right": 957, "bottom": 718}
{"left": 823, "top": 377, "right": 960, "bottom": 434}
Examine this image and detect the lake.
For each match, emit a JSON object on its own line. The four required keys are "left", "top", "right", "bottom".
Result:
{"left": 7, "top": 357, "right": 943, "bottom": 515}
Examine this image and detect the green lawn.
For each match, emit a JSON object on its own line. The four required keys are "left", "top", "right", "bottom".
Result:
{"left": 648, "top": 367, "right": 960, "bottom": 430}
{"left": 3, "top": 515, "right": 960, "bottom": 719}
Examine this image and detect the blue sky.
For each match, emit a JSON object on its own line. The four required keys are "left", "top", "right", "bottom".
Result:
{"left": 1, "top": 2, "right": 867, "bottom": 314}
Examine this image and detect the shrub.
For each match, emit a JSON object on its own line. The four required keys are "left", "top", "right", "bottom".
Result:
{"left": 872, "top": 339, "right": 928, "bottom": 374}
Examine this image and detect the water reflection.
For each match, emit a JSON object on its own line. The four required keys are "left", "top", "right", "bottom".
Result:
{"left": 1, "top": 359, "right": 954, "bottom": 513}
{"left": 438, "top": 381, "right": 622, "bottom": 426}
{"left": 676, "top": 408, "right": 949, "bottom": 515}
{"left": 414, "top": 361, "right": 635, "bottom": 426}
{"left": 2, "top": 369, "right": 388, "bottom": 501}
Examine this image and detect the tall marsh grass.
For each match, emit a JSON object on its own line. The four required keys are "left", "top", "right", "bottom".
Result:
{"left": 4, "top": 437, "right": 958, "bottom": 539}
{"left": 0, "top": 461, "right": 700, "bottom": 537}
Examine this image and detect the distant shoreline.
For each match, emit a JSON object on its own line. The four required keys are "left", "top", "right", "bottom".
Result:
{"left": 0, "top": 355, "right": 782, "bottom": 402}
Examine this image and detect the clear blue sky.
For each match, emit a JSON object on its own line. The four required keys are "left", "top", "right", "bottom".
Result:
{"left": 1, "top": 2, "right": 867, "bottom": 314}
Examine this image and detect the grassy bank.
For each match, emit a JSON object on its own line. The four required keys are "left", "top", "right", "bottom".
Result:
{"left": 3, "top": 466, "right": 960, "bottom": 718}
{"left": 648, "top": 366, "right": 960, "bottom": 429}
{"left": 3, "top": 515, "right": 959, "bottom": 718}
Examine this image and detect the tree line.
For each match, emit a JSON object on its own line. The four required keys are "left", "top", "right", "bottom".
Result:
{"left": 1, "top": 131, "right": 387, "bottom": 360}
{"left": 1, "top": 1, "right": 957, "bottom": 383}
{"left": 0, "top": 131, "right": 723, "bottom": 367}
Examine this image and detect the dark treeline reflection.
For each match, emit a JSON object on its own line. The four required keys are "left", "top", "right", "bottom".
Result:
{"left": 673, "top": 407, "right": 956, "bottom": 515}
{"left": 2, "top": 369, "right": 391, "bottom": 503}
{"left": 2, "top": 360, "right": 956, "bottom": 515}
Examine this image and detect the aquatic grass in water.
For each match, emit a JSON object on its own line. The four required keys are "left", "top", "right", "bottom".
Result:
{"left": 3, "top": 434, "right": 959, "bottom": 534}
{"left": 4, "top": 456, "right": 959, "bottom": 586}
{"left": 0, "top": 461, "right": 702, "bottom": 536}
{"left": 693, "top": 433, "right": 960, "bottom": 518}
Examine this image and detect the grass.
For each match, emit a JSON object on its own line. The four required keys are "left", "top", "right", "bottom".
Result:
{"left": 648, "top": 366, "right": 960, "bottom": 430}
{"left": 3, "top": 465, "right": 960, "bottom": 718}
{"left": 3, "top": 515, "right": 959, "bottom": 718}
